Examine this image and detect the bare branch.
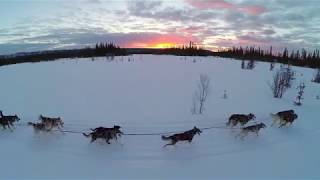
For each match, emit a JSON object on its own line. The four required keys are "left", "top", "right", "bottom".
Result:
{"left": 192, "top": 74, "right": 211, "bottom": 114}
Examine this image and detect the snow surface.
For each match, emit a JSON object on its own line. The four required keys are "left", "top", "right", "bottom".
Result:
{"left": 0, "top": 55, "right": 319, "bottom": 179}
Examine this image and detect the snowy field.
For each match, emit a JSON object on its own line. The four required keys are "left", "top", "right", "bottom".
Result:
{"left": 0, "top": 55, "right": 320, "bottom": 179}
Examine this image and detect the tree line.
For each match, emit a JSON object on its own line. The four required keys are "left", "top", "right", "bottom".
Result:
{"left": 0, "top": 41, "right": 211, "bottom": 67}
{"left": 215, "top": 46, "right": 320, "bottom": 68}
{"left": 0, "top": 42, "right": 126, "bottom": 66}
{"left": 1, "top": 42, "right": 320, "bottom": 69}
{"left": 156, "top": 41, "right": 212, "bottom": 56}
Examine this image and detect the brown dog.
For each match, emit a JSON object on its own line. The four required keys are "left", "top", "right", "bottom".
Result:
{"left": 83, "top": 125, "right": 123, "bottom": 144}
{"left": 39, "top": 115, "right": 64, "bottom": 130}
{"left": 28, "top": 122, "right": 50, "bottom": 133}
{"left": 161, "top": 126, "right": 202, "bottom": 147}
{"left": 227, "top": 113, "right": 256, "bottom": 127}
{"left": 270, "top": 110, "right": 298, "bottom": 127}
{"left": 90, "top": 125, "right": 123, "bottom": 140}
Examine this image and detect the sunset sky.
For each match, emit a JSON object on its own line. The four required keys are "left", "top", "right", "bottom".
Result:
{"left": 0, "top": 0, "right": 319, "bottom": 54}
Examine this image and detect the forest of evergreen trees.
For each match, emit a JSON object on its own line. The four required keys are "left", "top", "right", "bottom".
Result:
{"left": 0, "top": 42, "right": 126, "bottom": 66}
{"left": 125, "top": 42, "right": 212, "bottom": 56}
{"left": 156, "top": 41, "right": 212, "bottom": 56}
{"left": 94, "top": 42, "right": 126, "bottom": 56}
{"left": 215, "top": 46, "right": 320, "bottom": 68}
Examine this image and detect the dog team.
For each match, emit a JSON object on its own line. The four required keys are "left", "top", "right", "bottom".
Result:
{"left": 0, "top": 109, "right": 298, "bottom": 146}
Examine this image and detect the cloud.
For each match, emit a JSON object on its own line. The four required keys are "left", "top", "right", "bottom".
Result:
{"left": 185, "top": 0, "right": 266, "bottom": 15}
{"left": 262, "top": 29, "right": 275, "bottom": 35}
{"left": 238, "top": 6, "right": 266, "bottom": 15}
{"left": 126, "top": 0, "right": 223, "bottom": 24}
{"left": 0, "top": 28, "right": 199, "bottom": 54}
{"left": 127, "top": 0, "right": 163, "bottom": 17}
{"left": 0, "top": 0, "right": 319, "bottom": 55}
{"left": 86, "top": 0, "right": 101, "bottom": 3}
{"left": 186, "top": 0, "right": 234, "bottom": 9}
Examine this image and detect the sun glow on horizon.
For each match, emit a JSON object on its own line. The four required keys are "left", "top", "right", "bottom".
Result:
{"left": 127, "top": 42, "right": 179, "bottom": 49}
{"left": 150, "top": 42, "right": 177, "bottom": 49}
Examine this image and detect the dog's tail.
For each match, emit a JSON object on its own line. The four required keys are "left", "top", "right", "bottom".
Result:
{"left": 270, "top": 113, "right": 280, "bottom": 126}
{"left": 27, "top": 122, "right": 35, "bottom": 126}
{"left": 82, "top": 133, "right": 91, "bottom": 137}
{"left": 227, "top": 115, "right": 235, "bottom": 126}
{"left": 270, "top": 113, "right": 279, "bottom": 120}
{"left": 226, "top": 120, "right": 231, "bottom": 126}
{"left": 161, "top": 135, "right": 171, "bottom": 140}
